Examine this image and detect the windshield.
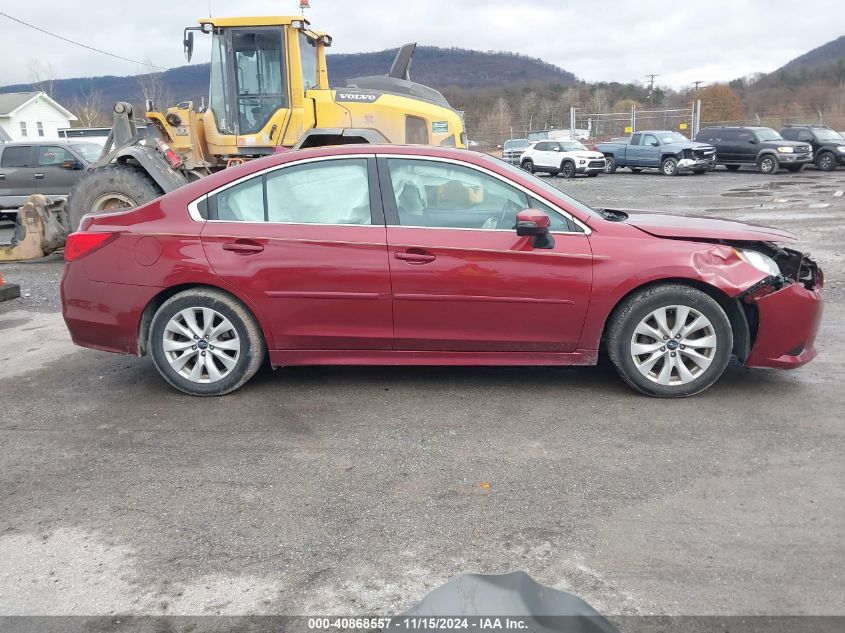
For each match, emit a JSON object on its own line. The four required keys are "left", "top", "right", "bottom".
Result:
{"left": 659, "top": 132, "right": 688, "bottom": 143}
{"left": 68, "top": 142, "right": 103, "bottom": 162}
{"left": 495, "top": 158, "right": 600, "bottom": 220}
{"left": 560, "top": 141, "right": 588, "bottom": 152}
{"left": 814, "top": 128, "right": 844, "bottom": 141}
{"left": 504, "top": 140, "right": 530, "bottom": 150}
{"left": 755, "top": 128, "right": 782, "bottom": 142}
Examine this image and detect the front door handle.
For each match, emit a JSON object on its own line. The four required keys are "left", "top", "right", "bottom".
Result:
{"left": 0, "top": 174, "right": 5, "bottom": 180}
{"left": 222, "top": 240, "right": 264, "bottom": 254}
{"left": 395, "top": 250, "right": 436, "bottom": 264}
{"left": 34, "top": 173, "right": 44, "bottom": 179}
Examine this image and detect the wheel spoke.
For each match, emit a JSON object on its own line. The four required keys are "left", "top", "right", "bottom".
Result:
{"left": 635, "top": 351, "right": 664, "bottom": 376}
{"left": 188, "top": 356, "right": 204, "bottom": 381}
{"left": 677, "top": 315, "right": 707, "bottom": 339}
{"left": 208, "top": 317, "right": 236, "bottom": 341}
{"left": 209, "top": 348, "right": 237, "bottom": 370}
{"left": 205, "top": 354, "right": 223, "bottom": 381}
{"left": 201, "top": 308, "right": 215, "bottom": 336}
{"left": 634, "top": 321, "right": 663, "bottom": 342}
{"left": 675, "top": 357, "right": 696, "bottom": 383}
{"left": 631, "top": 341, "right": 663, "bottom": 356}
{"left": 165, "top": 320, "right": 195, "bottom": 341}
{"left": 672, "top": 305, "right": 690, "bottom": 336}
{"left": 169, "top": 349, "right": 197, "bottom": 372}
{"left": 652, "top": 308, "right": 672, "bottom": 337}
{"left": 681, "top": 347, "right": 712, "bottom": 369}
{"left": 180, "top": 309, "right": 203, "bottom": 338}
{"left": 685, "top": 334, "right": 717, "bottom": 349}
{"left": 211, "top": 338, "right": 239, "bottom": 351}
{"left": 657, "top": 357, "right": 674, "bottom": 384}
{"left": 163, "top": 338, "right": 194, "bottom": 352}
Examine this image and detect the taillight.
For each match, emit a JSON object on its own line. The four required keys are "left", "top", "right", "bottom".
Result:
{"left": 64, "top": 232, "right": 117, "bottom": 262}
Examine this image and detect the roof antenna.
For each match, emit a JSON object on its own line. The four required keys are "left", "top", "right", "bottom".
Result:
{"left": 300, "top": 0, "right": 310, "bottom": 17}
{"left": 208, "top": 0, "right": 212, "bottom": 17}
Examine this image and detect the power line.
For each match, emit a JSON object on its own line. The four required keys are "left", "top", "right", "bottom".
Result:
{"left": 0, "top": 10, "right": 163, "bottom": 71}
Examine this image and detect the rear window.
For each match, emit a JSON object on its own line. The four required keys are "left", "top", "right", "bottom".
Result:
{"left": 1, "top": 145, "right": 31, "bottom": 167}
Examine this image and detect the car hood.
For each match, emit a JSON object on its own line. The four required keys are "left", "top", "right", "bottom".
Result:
{"left": 621, "top": 210, "right": 797, "bottom": 243}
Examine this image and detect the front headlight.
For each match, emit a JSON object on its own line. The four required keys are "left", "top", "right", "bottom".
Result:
{"left": 837, "top": 146, "right": 845, "bottom": 152}
{"left": 776, "top": 146, "right": 794, "bottom": 153}
{"left": 735, "top": 248, "right": 780, "bottom": 277}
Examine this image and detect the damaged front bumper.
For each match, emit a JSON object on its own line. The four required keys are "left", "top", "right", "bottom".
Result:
{"left": 741, "top": 253, "right": 823, "bottom": 369}
{"left": 678, "top": 157, "right": 716, "bottom": 172}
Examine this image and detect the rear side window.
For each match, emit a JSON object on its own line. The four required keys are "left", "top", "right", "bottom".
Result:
{"left": 1, "top": 146, "right": 32, "bottom": 167}
{"left": 781, "top": 129, "right": 797, "bottom": 140}
{"left": 216, "top": 177, "right": 265, "bottom": 222}
{"left": 630, "top": 134, "right": 642, "bottom": 146}
{"left": 720, "top": 129, "right": 739, "bottom": 141}
{"left": 696, "top": 129, "right": 716, "bottom": 142}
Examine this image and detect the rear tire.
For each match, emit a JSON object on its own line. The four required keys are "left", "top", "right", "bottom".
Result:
{"left": 606, "top": 284, "right": 732, "bottom": 398}
{"left": 149, "top": 288, "right": 266, "bottom": 396}
{"left": 758, "top": 154, "right": 779, "bottom": 175}
{"left": 67, "top": 165, "right": 163, "bottom": 231}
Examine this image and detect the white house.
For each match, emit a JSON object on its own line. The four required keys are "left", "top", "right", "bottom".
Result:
{"left": 0, "top": 91, "right": 77, "bottom": 142}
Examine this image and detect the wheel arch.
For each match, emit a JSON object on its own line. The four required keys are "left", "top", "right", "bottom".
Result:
{"left": 597, "top": 277, "right": 752, "bottom": 361}
{"left": 138, "top": 282, "right": 271, "bottom": 356}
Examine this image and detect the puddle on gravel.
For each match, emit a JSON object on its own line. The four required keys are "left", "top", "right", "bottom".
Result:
{"left": 722, "top": 191, "right": 772, "bottom": 197}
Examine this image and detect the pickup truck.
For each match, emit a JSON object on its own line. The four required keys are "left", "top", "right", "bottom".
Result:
{"left": 596, "top": 130, "right": 716, "bottom": 176}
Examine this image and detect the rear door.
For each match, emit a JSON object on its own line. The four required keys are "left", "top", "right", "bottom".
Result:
{"left": 379, "top": 156, "right": 593, "bottom": 352}
{"left": 0, "top": 145, "right": 35, "bottom": 205}
{"left": 201, "top": 155, "right": 393, "bottom": 350}
{"left": 33, "top": 145, "right": 81, "bottom": 196}
{"left": 626, "top": 134, "right": 643, "bottom": 165}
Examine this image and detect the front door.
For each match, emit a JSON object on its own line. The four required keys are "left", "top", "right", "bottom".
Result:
{"left": 201, "top": 156, "right": 393, "bottom": 350}
{"left": 0, "top": 145, "right": 34, "bottom": 205}
{"left": 378, "top": 157, "right": 593, "bottom": 353}
{"left": 33, "top": 145, "right": 81, "bottom": 196}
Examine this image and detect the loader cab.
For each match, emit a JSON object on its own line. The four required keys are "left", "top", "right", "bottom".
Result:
{"left": 188, "top": 16, "right": 330, "bottom": 155}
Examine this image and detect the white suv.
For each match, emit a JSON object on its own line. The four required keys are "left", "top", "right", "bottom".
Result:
{"left": 519, "top": 140, "right": 606, "bottom": 178}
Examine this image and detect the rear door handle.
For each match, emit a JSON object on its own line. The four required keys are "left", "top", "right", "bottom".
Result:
{"left": 34, "top": 173, "right": 44, "bottom": 179}
{"left": 0, "top": 174, "right": 5, "bottom": 180}
{"left": 222, "top": 240, "right": 264, "bottom": 254}
{"left": 395, "top": 250, "right": 436, "bottom": 264}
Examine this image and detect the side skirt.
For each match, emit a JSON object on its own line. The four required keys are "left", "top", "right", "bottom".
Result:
{"left": 268, "top": 349, "right": 599, "bottom": 367}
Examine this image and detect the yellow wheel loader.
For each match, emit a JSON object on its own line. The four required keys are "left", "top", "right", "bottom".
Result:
{"left": 66, "top": 14, "right": 467, "bottom": 230}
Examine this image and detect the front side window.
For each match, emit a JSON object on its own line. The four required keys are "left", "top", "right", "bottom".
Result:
{"left": 385, "top": 158, "right": 572, "bottom": 232}
{"left": 642, "top": 134, "right": 658, "bottom": 146}
{"left": 755, "top": 128, "right": 782, "bottom": 142}
{"left": 299, "top": 32, "right": 318, "bottom": 91}
{"left": 37, "top": 146, "right": 73, "bottom": 166}
{"left": 233, "top": 29, "right": 286, "bottom": 134}
{"left": 209, "top": 31, "right": 234, "bottom": 134}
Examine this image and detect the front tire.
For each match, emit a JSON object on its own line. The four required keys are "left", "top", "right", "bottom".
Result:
{"left": 604, "top": 156, "right": 618, "bottom": 174}
{"left": 521, "top": 160, "right": 535, "bottom": 174}
{"left": 67, "top": 165, "right": 163, "bottom": 231}
{"left": 816, "top": 152, "right": 837, "bottom": 172}
{"left": 560, "top": 161, "right": 576, "bottom": 179}
{"left": 661, "top": 157, "right": 679, "bottom": 176}
{"left": 758, "top": 154, "right": 779, "bottom": 175}
{"left": 149, "top": 288, "right": 266, "bottom": 396}
{"left": 606, "top": 284, "right": 732, "bottom": 398}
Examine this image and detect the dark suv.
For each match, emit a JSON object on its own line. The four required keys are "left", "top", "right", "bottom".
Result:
{"left": 780, "top": 125, "right": 845, "bottom": 172}
{"left": 695, "top": 126, "right": 813, "bottom": 174}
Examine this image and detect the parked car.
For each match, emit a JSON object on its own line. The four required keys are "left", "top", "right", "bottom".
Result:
{"left": 596, "top": 131, "right": 716, "bottom": 176}
{"left": 0, "top": 140, "right": 101, "bottom": 210}
{"left": 694, "top": 126, "right": 813, "bottom": 174}
{"left": 779, "top": 125, "right": 845, "bottom": 172}
{"left": 61, "top": 145, "right": 823, "bottom": 398}
{"left": 501, "top": 138, "right": 531, "bottom": 165}
{"left": 520, "top": 140, "right": 606, "bottom": 177}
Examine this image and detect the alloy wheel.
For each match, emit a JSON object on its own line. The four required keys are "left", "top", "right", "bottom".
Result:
{"left": 162, "top": 307, "right": 241, "bottom": 383}
{"left": 629, "top": 305, "right": 717, "bottom": 386}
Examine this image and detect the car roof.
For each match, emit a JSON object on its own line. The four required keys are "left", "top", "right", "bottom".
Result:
{"left": 0, "top": 139, "right": 83, "bottom": 147}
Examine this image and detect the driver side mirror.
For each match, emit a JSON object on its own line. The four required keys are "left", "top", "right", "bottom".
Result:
{"left": 516, "top": 209, "right": 554, "bottom": 249}
{"left": 650, "top": 141, "right": 659, "bottom": 146}
{"left": 748, "top": 138, "right": 757, "bottom": 144}
{"left": 62, "top": 159, "right": 83, "bottom": 170}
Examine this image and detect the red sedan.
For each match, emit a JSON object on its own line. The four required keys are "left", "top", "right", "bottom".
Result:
{"left": 61, "top": 145, "right": 823, "bottom": 397}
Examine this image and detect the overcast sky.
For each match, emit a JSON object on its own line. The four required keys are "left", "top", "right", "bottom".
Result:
{"left": 1, "top": 0, "right": 842, "bottom": 89}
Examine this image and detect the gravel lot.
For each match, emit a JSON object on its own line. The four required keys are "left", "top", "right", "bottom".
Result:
{"left": 1, "top": 167, "right": 844, "bottom": 618}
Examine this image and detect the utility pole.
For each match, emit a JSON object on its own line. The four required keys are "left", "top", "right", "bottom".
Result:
{"left": 646, "top": 74, "right": 659, "bottom": 105}
{"left": 692, "top": 80, "right": 704, "bottom": 92}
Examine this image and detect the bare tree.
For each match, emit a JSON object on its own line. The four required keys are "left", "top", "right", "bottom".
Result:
{"left": 590, "top": 89, "right": 610, "bottom": 114}
{"left": 478, "top": 97, "right": 513, "bottom": 144}
{"left": 519, "top": 91, "right": 540, "bottom": 133}
{"left": 136, "top": 59, "right": 172, "bottom": 110}
{"left": 538, "top": 97, "right": 560, "bottom": 129}
{"left": 71, "top": 88, "right": 108, "bottom": 127}
{"left": 27, "top": 59, "right": 57, "bottom": 98}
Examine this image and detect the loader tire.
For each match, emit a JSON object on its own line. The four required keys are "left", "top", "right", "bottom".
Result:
{"left": 67, "top": 165, "right": 163, "bottom": 231}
